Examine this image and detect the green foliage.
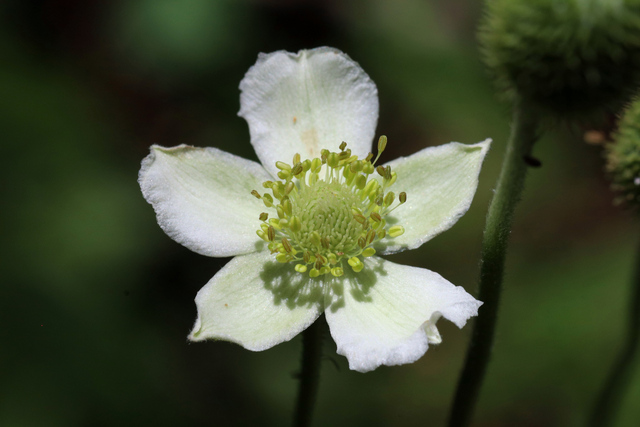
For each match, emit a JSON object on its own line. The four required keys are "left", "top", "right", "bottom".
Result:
{"left": 607, "top": 98, "right": 640, "bottom": 208}
{"left": 480, "top": 0, "right": 640, "bottom": 119}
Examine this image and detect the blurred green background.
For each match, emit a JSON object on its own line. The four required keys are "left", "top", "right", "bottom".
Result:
{"left": 1, "top": 0, "right": 638, "bottom": 426}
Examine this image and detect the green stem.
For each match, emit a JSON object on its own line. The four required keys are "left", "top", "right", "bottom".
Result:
{"left": 448, "top": 100, "right": 540, "bottom": 427}
{"left": 590, "top": 231, "right": 640, "bottom": 427}
{"left": 293, "top": 316, "right": 324, "bottom": 427}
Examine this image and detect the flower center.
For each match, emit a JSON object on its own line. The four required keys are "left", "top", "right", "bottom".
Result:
{"left": 252, "top": 137, "right": 406, "bottom": 277}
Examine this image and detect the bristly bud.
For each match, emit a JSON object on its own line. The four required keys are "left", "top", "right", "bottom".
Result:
{"left": 606, "top": 98, "right": 640, "bottom": 209}
{"left": 480, "top": 0, "right": 640, "bottom": 119}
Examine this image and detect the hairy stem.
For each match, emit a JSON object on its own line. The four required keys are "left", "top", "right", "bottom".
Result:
{"left": 590, "top": 231, "right": 640, "bottom": 427}
{"left": 448, "top": 100, "right": 540, "bottom": 427}
{"left": 293, "top": 316, "right": 324, "bottom": 427}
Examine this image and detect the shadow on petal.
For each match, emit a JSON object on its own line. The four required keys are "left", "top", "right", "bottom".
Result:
{"left": 259, "top": 261, "right": 324, "bottom": 310}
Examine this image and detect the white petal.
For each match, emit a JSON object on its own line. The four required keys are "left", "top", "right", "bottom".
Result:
{"left": 189, "top": 251, "right": 323, "bottom": 351}
{"left": 377, "top": 139, "right": 491, "bottom": 254}
{"left": 239, "top": 47, "right": 379, "bottom": 176}
{"left": 139, "top": 144, "right": 271, "bottom": 257}
{"left": 324, "top": 256, "right": 481, "bottom": 372}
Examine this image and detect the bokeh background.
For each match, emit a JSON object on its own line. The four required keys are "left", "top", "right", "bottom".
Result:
{"left": 2, "top": 0, "right": 639, "bottom": 426}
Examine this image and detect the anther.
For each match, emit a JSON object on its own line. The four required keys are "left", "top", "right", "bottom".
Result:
{"left": 362, "top": 247, "right": 376, "bottom": 257}
{"left": 354, "top": 214, "right": 366, "bottom": 224}
{"left": 267, "top": 226, "right": 275, "bottom": 241}
{"left": 389, "top": 225, "right": 405, "bottom": 237}
{"left": 331, "top": 267, "right": 344, "bottom": 277}
{"left": 276, "top": 161, "right": 291, "bottom": 171}
{"left": 259, "top": 212, "right": 268, "bottom": 221}
{"left": 384, "top": 192, "right": 395, "bottom": 207}
{"left": 292, "top": 153, "right": 301, "bottom": 164}
{"left": 282, "top": 238, "right": 293, "bottom": 253}
{"left": 399, "top": 192, "right": 407, "bottom": 204}
{"left": 251, "top": 190, "right": 261, "bottom": 199}
{"left": 284, "top": 181, "right": 295, "bottom": 195}
{"left": 339, "top": 141, "right": 347, "bottom": 151}
{"left": 378, "top": 135, "right": 387, "bottom": 153}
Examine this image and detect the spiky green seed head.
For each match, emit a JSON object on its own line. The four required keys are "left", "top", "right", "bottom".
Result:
{"left": 606, "top": 98, "right": 640, "bottom": 208}
{"left": 480, "top": 0, "right": 640, "bottom": 119}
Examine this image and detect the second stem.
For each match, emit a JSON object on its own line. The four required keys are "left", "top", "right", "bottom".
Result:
{"left": 448, "top": 100, "right": 540, "bottom": 427}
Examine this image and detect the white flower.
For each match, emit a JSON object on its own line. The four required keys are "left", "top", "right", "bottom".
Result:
{"left": 139, "top": 47, "right": 491, "bottom": 373}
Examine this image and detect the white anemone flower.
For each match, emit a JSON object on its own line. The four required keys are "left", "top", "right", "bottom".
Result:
{"left": 139, "top": 47, "right": 491, "bottom": 373}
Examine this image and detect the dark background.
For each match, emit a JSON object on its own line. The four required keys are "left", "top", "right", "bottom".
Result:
{"left": 1, "top": 0, "right": 638, "bottom": 426}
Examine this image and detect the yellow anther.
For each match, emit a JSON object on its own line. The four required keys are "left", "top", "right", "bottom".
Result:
{"left": 327, "top": 253, "right": 337, "bottom": 265}
{"left": 309, "top": 268, "right": 320, "bottom": 278}
{"left": 262, "top": 181, "right": 274, "bottom": 188}
{"left": 377, "top": 135, "right": 387, "bottom": 153}
{"left": 256, "top": 230, "right": 268, "bottom": 241}
{"left": 276, "top": 161, "right": 291, "bottom": 171}
{"left": 277, "top": 170, "right": 291, "bottom": 180}
{"left": 331, "top": 267, "right": 344, "bottom": 277}
{"left": 384, "top": 192, "right": 395, "bottom": 207}
{"left": 362, "top": 247, "right": 376, "bottom": 257}
{"left": 362, "top": 179, "right": 379, "bottom": 198}
{"left": 389, "top": 225, "right": 405, "bottom": 237}
{"left": 276, "top": 253, "right": 289, "bottom": 263}
{"left": 348, "top": 257, "right": 364, "bottom": 272}
{"left": 295, "top": 264, "right": 307, "bottom": 273}
{"left": 285, "top": 181, "right": 295, "bottom": 195}
{"left": 388, "top": 172, "right": 397, "bottom": 186}
{"left": 293, "top": 153, "right": 301, "bottom": 164}
{"left": 289, "top": 216, "right": 301, "bottom": 232}
{"left": 282, "top": 198, "right": 292, "bottom": 215}
{"left": 269, "top": 218, "right": 281, "bottom": 230}
{"left": 310, "top": 158, "right": 322, "bottom": 173}
{"left": 327, "top": 152, "right": 339, "bottom": 168}
{"left": 311, "top": 231, "right": 322, "bottom": 247}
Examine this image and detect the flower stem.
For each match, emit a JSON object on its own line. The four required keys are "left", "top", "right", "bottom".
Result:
{"left": 448, "top": 100, "right": 540, "bottom": 427}
{"left": 293, "top": 316, "right": 324, "bottom": 427}
{"left": 590, "top": 231, "right": 640, "bottom": 427}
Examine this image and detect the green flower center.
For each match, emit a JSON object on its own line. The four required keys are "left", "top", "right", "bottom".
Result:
{"left": 252, "top": 137, "right": 406, "bottom": 277}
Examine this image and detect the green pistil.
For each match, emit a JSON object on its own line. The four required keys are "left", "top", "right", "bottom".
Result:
{"left": 253, "top": 137, "right": 406, "bottom": 277}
